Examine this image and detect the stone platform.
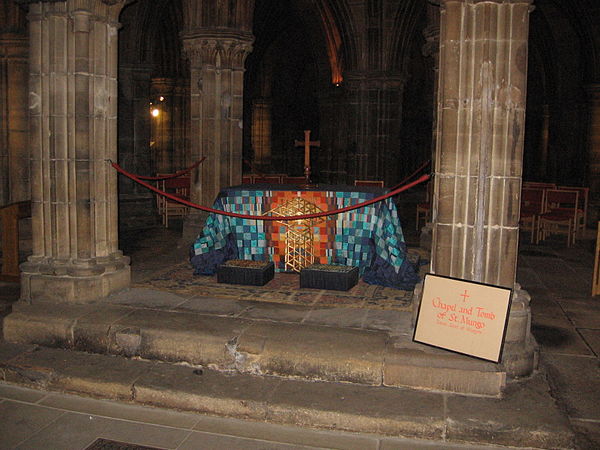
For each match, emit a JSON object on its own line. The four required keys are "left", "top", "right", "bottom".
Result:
{"left": 0, "top": 344, "right": 572, "bottom": 449}
{"left": 4, "top": 288, "right": 508, "bottom": 396}
{"left": 0, "top": 287, "right": 576, "bottom": 448}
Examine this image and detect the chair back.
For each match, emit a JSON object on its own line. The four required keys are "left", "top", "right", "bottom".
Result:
{"left": 521, "top": 187, "right": 545, "bottom": 214}
{"left": 544, "top": 189, "right": 578, "bottom": 212}
{"left": 558, "top": 186, "right": 588, "bottom": 209}
{"left": 162, "top": 176, "right": 190, "bottom": 198}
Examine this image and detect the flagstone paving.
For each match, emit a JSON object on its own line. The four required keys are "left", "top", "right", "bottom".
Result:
{"left": 1, "top": 221, "right": 599, "bottom": 448}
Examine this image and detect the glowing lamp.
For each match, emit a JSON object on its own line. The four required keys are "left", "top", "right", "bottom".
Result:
{"left": 151, "top": 108, "right": 160, "bottom": 117}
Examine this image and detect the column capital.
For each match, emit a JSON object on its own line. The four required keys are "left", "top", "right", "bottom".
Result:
{"left": 182, "top": 32, "right": 254, "bottom": 69}
{"left": 20, "top": 0, "right": 129, "bottom": 23}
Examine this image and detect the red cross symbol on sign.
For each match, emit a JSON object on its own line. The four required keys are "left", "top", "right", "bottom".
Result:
{"left": 460, "top": 290, "right": 470, "bottom": 302}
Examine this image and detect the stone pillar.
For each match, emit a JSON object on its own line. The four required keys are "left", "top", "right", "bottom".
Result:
{"left": 118, "top": 63, "right": 152, "bottom": 195}
{"left": 319, "top": 86, "right": 349, "bottom": 184}
{"left": 423, "top": 1, "right": 441, "bottom": 155}
{"left": 431, "top": 0, "right": 536, "bottom": 377}
{"left": 539, "top": 104, "right": 550, "bottom": 180}
{"left": 20, "top": 0, "right": 130, "bottom": 303}
{"left": 343, "top": 73, "right": 405, "bottom": 186}
{"left": 251, "top": 97, "right": 272, "bottom": 170}
{"left": 0, "top": 3, "right": 29, "bottom": 205}
{"left": 432, "top": 0, "right": 531, "bottom": 287}
{"left": 586, "top": 84, "right": 600, "bottom": 200}
{"left": 150, "top": 77, "right": 175, "bottom": 174}
{"left": 172, "top": 81, "right": 190, "bottom": 171}
{"left": 117, "top": 63, "right": 157, "bottom": 230}
{"left": 181, "top": 34, "right": 253, "bottom": 240}
{"left": 419, "top": 1, "right": 441, "bottom": 247}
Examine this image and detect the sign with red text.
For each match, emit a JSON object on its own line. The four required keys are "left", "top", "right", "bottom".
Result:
{"left": 413, "top": 273, "right": 512, "bottom": 363}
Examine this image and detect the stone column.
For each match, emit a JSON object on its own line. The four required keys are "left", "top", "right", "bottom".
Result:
{"left": 539, "top": 104, "right": 550, "bottom": 180}
{"left": 0, "top": 3, "right": 29, "bottom": 205}
{"left": 343, "top": 73, "right": 405, "bottom": 186}
{"left": 117, "top": 63, "right": 156, "bottom": 230}
{"left": 319, "top": 86, "right": 348, "bottom": 184}
{"left": 117, "top": 63, "right": 152, "bottom": 195}
{"left": 423, "top": 1, "right": 441, "bottom": 156}
{"left": 430, "top": 0, "right": 536, "bottom": 377}
{"left": 150, "top": 77, "right": 175, "bottom": 174}
{"left": 172, "top": 81, "right": 190, "bottom": 171}
{"left": 20, "top": 0, "right": 130, "bottom": 303}
{"left": 419, "top": 1, "right": 441, "bottom": 246}
{"left": 251, "top": 97, "right": 272, "bottom": 170}
{"left": 586, "top": 84, "right": 600, "bottom": 200}
{"left": 181, "top": 33, "right": 253, "bottom": 240}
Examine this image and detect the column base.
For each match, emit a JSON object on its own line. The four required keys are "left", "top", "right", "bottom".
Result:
{"left": 19, "top": 254, "right": 131, "bottom": 304}
{"left": 411, "top": 281, "right": 539, "bottom": 382}
{"left": 501, "top": 286, "right": 539, "bottom": 379}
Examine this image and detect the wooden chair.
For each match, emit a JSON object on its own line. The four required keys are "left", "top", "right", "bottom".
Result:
{"left": 415, "top": 181, "right": 432, "bottom": 231}
{"left": 537, "top": 189, "right": 579, "bottom": 246}
{"left": 354, "top": 180, "right": 384, "bottom": 187}
{"left": 415, "top": 202, "right": 430, "bottom": 231}
{"left": 519, "top": 188, "right": 545, "bottom": 243}
{"left": 558, "top": 186, "right": 589, "bottom": 232}
{"left": 158, "top": 176, "right": 190, "bottom": 228}
{"left": 593, "top": 222, "right": 600, "bottom": 296}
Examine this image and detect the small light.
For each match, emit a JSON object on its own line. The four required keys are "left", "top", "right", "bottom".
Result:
{"left": 151, "top": 108, "right": 160, "bottom": 117}
{"left": 159, "top": 96, "right": 165, "bottom": 102}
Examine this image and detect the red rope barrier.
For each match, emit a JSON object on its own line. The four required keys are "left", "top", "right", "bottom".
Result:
{"left": 389, "top": 159, "right": 431, "bottom": 191}
{"left": 133, "top": 157, "right": 207, "bottom": 181}
{"left": 111, "top": 161, "right": 430, "bottom": 222}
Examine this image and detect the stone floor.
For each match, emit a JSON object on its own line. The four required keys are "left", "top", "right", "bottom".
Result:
{"left": 0, "top": 382, "right": 520, "bottom": 450}
{"left": 1, "top": 212, "right": 599, "bottom": 448}
{"left": 517, "top": 232, "right": 600, "bottom": 449}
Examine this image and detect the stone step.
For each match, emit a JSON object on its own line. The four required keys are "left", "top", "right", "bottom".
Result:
{"left": 3, "top": 297, "right": 507, "bottom": 396}
{"left": 0, "top": 342, "right": 574, "bottom": 449}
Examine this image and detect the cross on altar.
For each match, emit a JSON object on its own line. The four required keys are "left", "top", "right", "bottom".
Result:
{"left": 294, "top": 130, "right": 320, "bottom": 184}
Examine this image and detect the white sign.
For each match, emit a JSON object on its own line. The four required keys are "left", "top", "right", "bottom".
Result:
{"left": 413, "top": 273, "right": 512, "bottom": 363}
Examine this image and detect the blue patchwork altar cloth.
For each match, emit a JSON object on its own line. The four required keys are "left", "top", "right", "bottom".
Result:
{"left": 190, "top": 184, "right": 420, "bottom": 290}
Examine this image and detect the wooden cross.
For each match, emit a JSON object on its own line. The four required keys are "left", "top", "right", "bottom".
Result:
{"left": 294, "top": 130, "right": 320, "bottom": 184}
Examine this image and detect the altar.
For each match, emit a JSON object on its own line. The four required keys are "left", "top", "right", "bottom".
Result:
{"left": 190, "top": 184, "right": 420, "bottom": 290}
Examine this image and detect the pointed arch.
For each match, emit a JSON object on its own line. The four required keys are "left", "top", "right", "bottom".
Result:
{"left": 387, "top": 0, "right": 426, "bottom": 73}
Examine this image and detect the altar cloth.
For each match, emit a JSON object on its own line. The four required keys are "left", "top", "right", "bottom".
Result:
{"left": 190, "top": 184, "right": 420, "bottom": 290}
